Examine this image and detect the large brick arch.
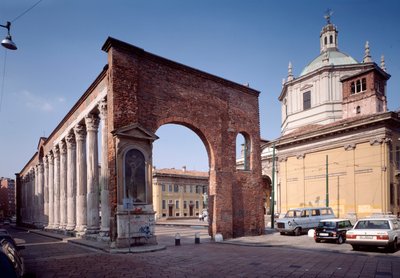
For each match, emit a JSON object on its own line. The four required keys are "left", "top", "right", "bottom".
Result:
{"left": 103, "top": 37, "right": 265, "bottom": 239}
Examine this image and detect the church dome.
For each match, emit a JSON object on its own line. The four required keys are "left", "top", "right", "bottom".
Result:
{"left": 300, "top": 50, "right": 358, "bottom": 76}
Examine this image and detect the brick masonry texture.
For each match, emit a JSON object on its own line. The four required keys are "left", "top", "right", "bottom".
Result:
{"left": 103, "top": 37, "right": 265, "bottom": 240}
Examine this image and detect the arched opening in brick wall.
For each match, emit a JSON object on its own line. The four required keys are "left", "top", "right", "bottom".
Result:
{"left": 236, "top": 133, "right": 251, "bottom": 171}
{"left": 153, "top": 123, "right": 210, "bottom": 221}
{"left": 104, "top": 37, "right": 264, "bottom": 241}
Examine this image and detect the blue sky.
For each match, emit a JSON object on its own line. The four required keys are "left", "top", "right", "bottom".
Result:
{"left": 0, "top": 0, "right": 399, "bottom": 178}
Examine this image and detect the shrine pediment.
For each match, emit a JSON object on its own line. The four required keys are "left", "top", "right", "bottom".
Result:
{"left": 112, "top": 123, "right": 159, "bottom": 142}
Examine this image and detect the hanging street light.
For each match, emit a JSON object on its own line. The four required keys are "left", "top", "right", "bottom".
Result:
{"left": 0, "top": 21, "right": 17, "bottom": 50}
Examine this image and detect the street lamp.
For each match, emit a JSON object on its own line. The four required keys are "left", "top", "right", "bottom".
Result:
{"left": 0, "top": 21, "right": 17, "bottom": 50}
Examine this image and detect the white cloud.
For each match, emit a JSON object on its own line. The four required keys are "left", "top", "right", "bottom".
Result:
{"left": 20, "top": 90, "right": 65, "bottom": 113}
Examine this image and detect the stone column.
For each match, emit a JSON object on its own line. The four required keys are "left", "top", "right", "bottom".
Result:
{"left": 59, "top": 140, "right": 68, "bottom": 230}
{"left": 43, "top": 156, "right": 49, "bottom": 226}
{"left": 53, "top": 145, "right": 60, "bottom": 229}
{"left": 30, "top": 168, "right": 35, "bottom": 224}
{"left": 74, "top": 124, "right": 87, "bottom": 232}
{"left": 85, "top": 113, "right": 100, "bottom": 233}
{"left": 66, "top": 132, "right": 77, "bottom": 231}
{"left": 47, "top": 152, "right": 54, "bottom": 229}
{"left": 38, "top": 163, "right": 44, "bottom": 227}
{"left": 99, "top": 99, "right": 110, "bottom": 236}
{"left": 34, "top": 165, "right": 39, "bottom": 225}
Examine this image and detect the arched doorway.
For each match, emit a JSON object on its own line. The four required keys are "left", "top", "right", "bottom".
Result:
{"left": 103, "top": 37, "right": 264, "bottom": 243}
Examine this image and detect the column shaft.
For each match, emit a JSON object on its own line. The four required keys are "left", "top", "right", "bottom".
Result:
{"left": 48, "top": 153, "right": 54, "bottom": 228}
{"left": 60, "top": 140, "right": 68, "bottom": 229}
{"left": 54, "top": 146, "right": 60, "bottom": 229}
{"left": 66, "top": 132, "right": 77, "bottom": 231}
{"left": 74, "top": 124, "right": 87, "bottom": 232}
{"left": 43, "top": 156, "right": 49, "bottom": 226}
{"left": 38, "top": 163, "right": 44, "bottom": 227}
{"left": 85, "top": 114, "right": 100, "bottom": 233}
{"left": 99, "top": 99, "right": 110, "bottom": 235}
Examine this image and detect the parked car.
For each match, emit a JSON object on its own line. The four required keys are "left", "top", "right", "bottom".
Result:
{"left": 276, "top": 207, "right": 335, "bottom": 236}
{"left": 0, "top": 229, "right": 19, "bottom": 250}
{"left": 346, "top": 217, "right": 400, "bottom": 252}
{"left": 0, "top": 239, "right": 24, "bottom": 277}
{"left": 314, "top": 218, "right": 353, "bottom": 244}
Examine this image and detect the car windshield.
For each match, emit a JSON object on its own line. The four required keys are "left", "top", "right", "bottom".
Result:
{"left": 318, "top": 221, "right": 336, "bottom": 228}
{"left": 354, "top": 220, "right": 390, "bottom": 229}
{"left": 285, "top": 210, "right": 301, "bottom": 218}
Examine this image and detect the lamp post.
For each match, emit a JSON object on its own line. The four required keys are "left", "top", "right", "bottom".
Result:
{"left": 1, "top": 21, "right": 18, "bottom": 50}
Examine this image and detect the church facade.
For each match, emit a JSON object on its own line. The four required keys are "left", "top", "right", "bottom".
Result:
{"left": 263, "top": 15, "right": 400, "bottom": 220}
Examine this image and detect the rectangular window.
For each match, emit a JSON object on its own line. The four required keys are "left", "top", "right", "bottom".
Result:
{"left": 356, "top": 80, "right": 361, "bottom": 92}
{"left": 174, "top": 185, "right": 179, "bottom": 193}
{"left": 203, "top": 186, "right": 207, "bottom": 194}
{"left": 161, "top": 184, "right": 165, "bottom": 192}
{"left": 196, "top": 200, "right": 199, "bottom": 209}
{"left": 361, "top": 78, "right": 367, "bottom": 91}
{"left": 168, "top": 185, "right": 172, "bottom": 192}
{"left": 183, "top": 185, "right": 187, "bottom": 193}
{"left": 195, "top": 186, "right": 200, "bottom": 194}
{"left": 190, "top": 186, "right": 193, "bottom": 193}
{"left": 350, "top": 82, "right": 355, "bottom": 94}
{"left": 396, "top": 147, "right": 400, "bottom": 169}
{"left": 176, "top": 200, "right": 179, "bottom": 209}
{"left": 162, "top": 200, "right": 166, "bottom": 209}
{"left": 303, "top": 91, "right": 311, "bottom": 110}
{"left": 184, "top": 201, "right": 187, "bottom": 209}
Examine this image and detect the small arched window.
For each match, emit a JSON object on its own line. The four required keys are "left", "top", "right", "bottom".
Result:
{"left": 356, "top": 106, "right": 361, "bottom": 114}
{"left": 324, "top": 37, "right": 327, "bottom": 45}
{"left": 329, "top": 35, "right": 333, "bottom": 44}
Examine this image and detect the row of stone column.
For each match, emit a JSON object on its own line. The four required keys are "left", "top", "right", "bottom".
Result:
{"left": 20, "top": 98, "right": 110, "bottom": 235}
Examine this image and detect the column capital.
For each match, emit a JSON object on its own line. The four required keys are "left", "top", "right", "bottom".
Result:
{"left": 47, "top": 152, "right": 54, "bottom": 164}
{"left": 43, "top": 155, "right": 48, "bottom": 166}
{"left": 60, "top": 140, "right": 67, "bottom": 155}
{"left": 66, "top": 132, "right": 76, "bottom": 149}
{"left": 85, "top": 113, "right": 100, "bottom": 132}
{"left": 53, "top": 145, "right": 60, "bottom": 159}
{"left": 74, "top": 123, "right": 87, "bottom": 141}
{"left": 38, "top": 163, "right": 44, "bottom": 173}
{"left": 99, "top": 98, "right": 107, "bottom": 119}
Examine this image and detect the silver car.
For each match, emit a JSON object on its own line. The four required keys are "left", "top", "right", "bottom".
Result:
{"left": 276, "top": 207, "right": 335, "bottom": 236}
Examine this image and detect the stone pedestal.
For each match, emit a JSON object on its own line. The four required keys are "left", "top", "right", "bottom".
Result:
{"left": 115, "top": 208, "right": 157, "bottom": 248}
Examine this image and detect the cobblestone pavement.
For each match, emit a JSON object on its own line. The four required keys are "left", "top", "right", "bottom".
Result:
{"left": 4, "top": 224, "right": 400, "bottom": 278}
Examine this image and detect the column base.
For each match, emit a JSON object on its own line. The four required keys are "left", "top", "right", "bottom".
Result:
{"left": 85, "top": 228, "right": 100, "bottom": 234}
{"left": 66, "top": 224, "right": 76, "bottom": 231}
{"left": 99, "top": 228, "right": 110, "bottom": 237}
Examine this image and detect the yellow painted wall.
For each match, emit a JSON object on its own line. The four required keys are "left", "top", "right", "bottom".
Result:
{"left": 279, "top": 141, "right": 393, "bottom": 219}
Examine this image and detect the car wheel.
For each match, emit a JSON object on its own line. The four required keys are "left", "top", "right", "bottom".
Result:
{"left": 336, "top": 235, "right": 344, "bottom": 244}
{"left": 293, "top": 227, "right": 301, "bottom": 236}
{"left": 315, "top": 238, "right": 321, "bottom": 243}
{"left": 280, "top": 232, "right": 285, "bottom": 235}
{"left": 390, "top": 239, "right": 398, "bottom": 253}
{"left": 352, "top": 245, "right": 360, "bottom": 251}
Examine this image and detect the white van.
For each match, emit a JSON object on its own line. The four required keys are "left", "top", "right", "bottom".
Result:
{"left": 276, "top": 207, "right": 335, "bottom": 236}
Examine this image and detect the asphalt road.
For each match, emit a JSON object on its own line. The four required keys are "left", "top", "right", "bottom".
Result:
{"left": 2, "top": 224, "right": 400, "bottom": 278}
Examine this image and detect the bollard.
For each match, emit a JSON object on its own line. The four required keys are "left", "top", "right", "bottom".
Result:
{"left": 195, "top": 232, "right": 200, "bottom": 244}
{"left": 215, "top": 233, "right": 223, "bottom": 242}
{"left": 175, "top": 233, "right": 181, "bottom": 246}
